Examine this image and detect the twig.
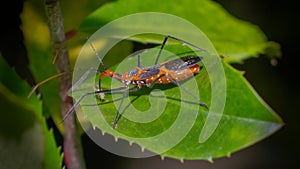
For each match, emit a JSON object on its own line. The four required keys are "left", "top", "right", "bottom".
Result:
{"left": 44, "top": 0, "right": 85, "bottom": 169}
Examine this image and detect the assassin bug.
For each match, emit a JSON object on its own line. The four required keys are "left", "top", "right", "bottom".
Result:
{"left": 64, "top": 35, "right": 208, "bottom": 129}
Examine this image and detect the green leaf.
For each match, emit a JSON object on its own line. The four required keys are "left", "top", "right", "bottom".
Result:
{"left": 78, "top": 0, "right": 281, "bottom": 63}
{"left": 163, "top": 61, "right": 283, "bottom": 160}
{"left": 69, "top": 0, "right": 283, "bottom": 161}
{"left": 0, "top": 84, "right": 62, "bottom": 169}
{"left": 0, "top": 85, "right": 44, "bottom": 169}
{"left": 44, "top": 127, "right": 63, "bottom": 169}
{"left": 0, "top": 56, "right": 62, "bottom": 169}
{"left": 72, "top": 45, "right": 283, "bottom": 160}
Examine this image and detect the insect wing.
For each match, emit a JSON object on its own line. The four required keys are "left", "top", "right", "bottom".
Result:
{"left": 163, "top": 56, "right": 202, "bottom": 71}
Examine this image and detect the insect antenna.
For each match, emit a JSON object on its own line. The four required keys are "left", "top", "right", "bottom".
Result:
{"left": 63, "top": 38, "right": 112, "bottom": 122}
{"left": 86, "top": 38, "right": 107, "bottom": 71}
{"left": 86, "top": 38, "right": 111, "bottom": 92}
{"left": 68, "top": 38, "right": 108, "bottom": 94}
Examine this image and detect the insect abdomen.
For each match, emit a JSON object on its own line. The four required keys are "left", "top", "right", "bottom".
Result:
{"left": 154, "top": 64, "right": 200, "bottom": 84}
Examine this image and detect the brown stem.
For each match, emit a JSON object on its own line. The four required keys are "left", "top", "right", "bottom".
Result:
{"left": 44, "top": 0, "right": 85, "bottom": 169}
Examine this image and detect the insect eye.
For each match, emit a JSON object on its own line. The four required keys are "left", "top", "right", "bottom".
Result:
{"left": 128, "top": 68, "right": 138, "bottom": 77}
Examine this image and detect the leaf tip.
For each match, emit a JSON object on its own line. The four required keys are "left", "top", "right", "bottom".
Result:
{"left": 263, "top": 41, "right": 282, "bottom": 60}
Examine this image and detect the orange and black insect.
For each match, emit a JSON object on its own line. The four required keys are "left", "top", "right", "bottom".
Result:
{"left": 63, "top": 35, "right": 208, "bottom": 128}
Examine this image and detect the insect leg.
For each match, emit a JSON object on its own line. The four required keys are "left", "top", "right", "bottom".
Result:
{"left": 165, "top": 74, "right": 208, "bottom": 109}
{"left": 68, "top": 67, "right": 100, "bottom": 94}
{"left": 165, "top": 36, "right": 207, "bottom": 53}
{"left": 113, "top": 85, "right": 141, "bottom": 129}
{"left": 112, "top": 90, "right": 128, "bottom": 129}
{"left": 155, "top": 35, "right": 207, "bottom": 65}
{"left": 146, "top": 74, "right": 164, "bottom": 88}
{"left": 137, "top": 54, "right": 142, "bottom": 67}
{"left": 62, "top": 86, "right": 128, "bottom": 123}
{"left": 154, "top": 36, "right": 169, "bottom": 65}
{"left": 113, "top": 85, "right": 142, "bottom": 129}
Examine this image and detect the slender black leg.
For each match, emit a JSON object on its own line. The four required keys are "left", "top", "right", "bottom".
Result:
{"left": 137, "top": 54, "right": 142, "bottom": 67}
{"left": 165, "top": 74, "right": 208, "bottom": 109}
{"left": 112, "top": 90, "right": 128, "bottom": 129}
{"left": 154, "top": 35, "right": 207, "bottom": 65}
{"left": 112, "top": 85, "right": 141, "bottom": 129}
{"left": 154, "top": 36, "right": 169, "bottom": 65}
{"left": 166, "top": 35, "right": 207, "bottom": 53}
{"left": 98, "top": 78, "right": 101, "bottom": 92}
{"left": 62, "top": 86, "right": 129, "bottom": 123}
